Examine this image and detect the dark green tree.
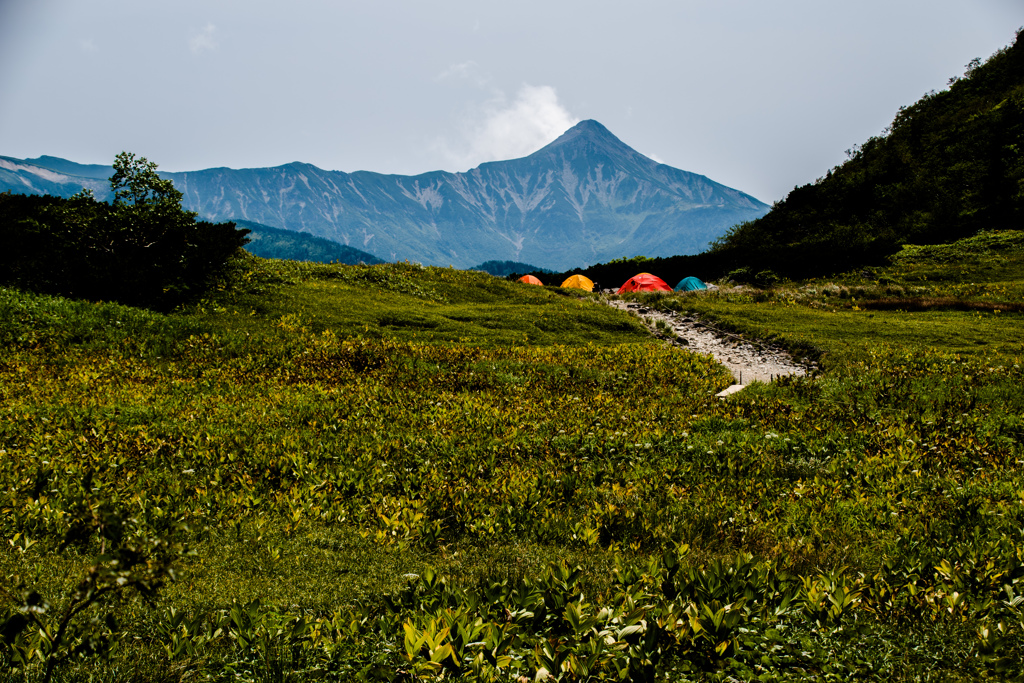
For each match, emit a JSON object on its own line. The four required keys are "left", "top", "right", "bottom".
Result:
{"left": 110, "top": 151, "right": 183, "bottom": 209}
{"left": 0, "top": 152, "right": 249, "bottom": 308}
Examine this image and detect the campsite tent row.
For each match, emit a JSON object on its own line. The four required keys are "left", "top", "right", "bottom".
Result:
{"left": 517, "top": 272, "right": 707, "bottom": 293}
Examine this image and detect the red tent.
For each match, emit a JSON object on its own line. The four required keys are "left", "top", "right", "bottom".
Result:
{"left": 618, "top": 272, "right": 672, "bottom": 294}
{"left": 517, "top": 274, "right": 543, "bottom": 285}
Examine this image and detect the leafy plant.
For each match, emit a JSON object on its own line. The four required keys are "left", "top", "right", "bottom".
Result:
{"left": 1, "top": 503, "right": 183, "bottom": 682}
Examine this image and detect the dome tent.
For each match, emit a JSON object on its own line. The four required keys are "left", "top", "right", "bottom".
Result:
{"left": 518, "top": 274, "right": 543, "bottom": 285}
{"left": 560, "top": 274, "right": 594, "bottom": 291}
{"left": 674, "top": 276, "right": 707, "bottom": 292}
{"left": 618, "top": 273, "right": 672, "bottom": 294}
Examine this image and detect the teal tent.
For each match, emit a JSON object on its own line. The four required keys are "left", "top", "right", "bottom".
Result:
{"left": 674, "top": 276, "right": 707, "bottom": 292}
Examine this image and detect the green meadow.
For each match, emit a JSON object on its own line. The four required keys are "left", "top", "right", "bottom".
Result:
{"left": 2, "top": 244, "right": 1024, "bottom": 681}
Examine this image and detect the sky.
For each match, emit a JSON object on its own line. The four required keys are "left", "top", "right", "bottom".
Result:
{"left": 1, "top": 0, "right": 1022, "bottom": 204}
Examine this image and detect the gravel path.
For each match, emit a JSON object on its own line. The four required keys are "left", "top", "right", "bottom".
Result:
{"left": 606, "top": 299, "right": 813, "bottom": 394}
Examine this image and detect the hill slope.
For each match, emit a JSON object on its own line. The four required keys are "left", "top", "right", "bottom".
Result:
{"left": 1, "top": 121, "right": 769, "bottom": 270}
{"left": 704, "top": 30, "right": 1024, "bottom": 279}
{"left": 237, "top": 220, "right": 384, "bottom": 264}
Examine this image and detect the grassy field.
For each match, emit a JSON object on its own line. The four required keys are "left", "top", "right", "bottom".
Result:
{"left": 1, "top": 242, "right": 1023, "bottom": 681}
{"left": 631, "top": 231, "right": 1024, "bottom": 364}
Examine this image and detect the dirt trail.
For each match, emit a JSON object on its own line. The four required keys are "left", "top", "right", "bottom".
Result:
{"left": 606, "top": 299, "right": 813, "bottom": 393}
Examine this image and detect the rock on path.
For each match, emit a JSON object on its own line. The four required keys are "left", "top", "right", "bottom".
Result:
{"left": 607, "top": 299, "right": 812, "bottom": 394}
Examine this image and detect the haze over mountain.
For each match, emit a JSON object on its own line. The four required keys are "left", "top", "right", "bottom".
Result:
{"left": 0, "top": 121, "right": 768, "bottom": 270}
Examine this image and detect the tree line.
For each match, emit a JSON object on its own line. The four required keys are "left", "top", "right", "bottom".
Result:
{"left": 0, "top": 153, "right": 249, "bottom": 309}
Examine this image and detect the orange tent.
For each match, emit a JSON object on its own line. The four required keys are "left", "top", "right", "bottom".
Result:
{"left": 517, "top": 274, "right": 543, "bottom": 285}
{"left": 560, "top": 274, "right": 594, "bottom": 291}
{"left": 618, "top": 272, "right": 672, "bottom": 294}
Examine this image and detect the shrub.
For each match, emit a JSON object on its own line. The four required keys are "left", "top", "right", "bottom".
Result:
{"left": 0, "top": 153, "right": 249, "bottom": 309}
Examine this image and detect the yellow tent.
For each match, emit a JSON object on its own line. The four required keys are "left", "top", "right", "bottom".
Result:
{"left": 560, "top": 274, "right": 594, "bottom": 291}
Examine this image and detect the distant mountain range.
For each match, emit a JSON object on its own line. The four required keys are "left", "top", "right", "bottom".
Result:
{"left": 0, "top": 120, "right": 769, "bottom": 270}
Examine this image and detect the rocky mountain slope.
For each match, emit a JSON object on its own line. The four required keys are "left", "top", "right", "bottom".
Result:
{"left": 0, "top": 156, "right": 111, "bottom": 199}
{"left": 2, "top": 120, "right": 768, "bottom": 270}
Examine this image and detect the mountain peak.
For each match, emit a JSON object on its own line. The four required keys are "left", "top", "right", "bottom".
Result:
{"left": 532, "top": 119, "right": 645, "bottom": 162}
{"left": 568, "top": 119, "right": 615, "bottom": 137}
{"left": 545, "top": 119, "right": 619, "bottom": 145}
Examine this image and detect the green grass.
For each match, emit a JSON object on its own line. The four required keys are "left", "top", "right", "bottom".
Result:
{"left": 787, "top": 229, "right": 1024, "bottom": 304}
{"left": 625, "top": 230, "right": 1024, "bottom": 366}
{"left": 886, "top": 229, "right": 1024, "bottom": 284}
{"left": 639, "top": 293, "right": 1024, "bottom": 365}
{"left": 0, "top": 285, "right": 203, "bottom": 355}
{"left": 2, "top": 253, "right": 1023, "bottom": 681}
{"left": 194, "top": 257, "right": 648, "bottom": 347}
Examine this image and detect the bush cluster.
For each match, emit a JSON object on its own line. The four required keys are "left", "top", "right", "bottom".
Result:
{"left": 0, "top": 153, "right": 249, "bottom": 310}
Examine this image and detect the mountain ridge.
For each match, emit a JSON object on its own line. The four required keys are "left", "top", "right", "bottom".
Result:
{"left": 237, "top": 220, "right": 385, "bottom": 265}
{"left": 1, "top": 120, "right": 769, "bottom": 270}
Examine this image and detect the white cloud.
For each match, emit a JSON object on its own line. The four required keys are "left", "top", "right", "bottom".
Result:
{"left": 439, "top": 84, "right": 579, "bottom": 169}
{"left": 189, "top": 23, "right": 218, "bottom": 55}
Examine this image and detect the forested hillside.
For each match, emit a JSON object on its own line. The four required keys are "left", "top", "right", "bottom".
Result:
{"left": 709, "top": 30, "right": 1024, "bottom": 279}
{"left": 238, "top": 220, "right": 384, "bottom": 264}
{"left": 470, "top": 260, "right": 549, "bottom": 277}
